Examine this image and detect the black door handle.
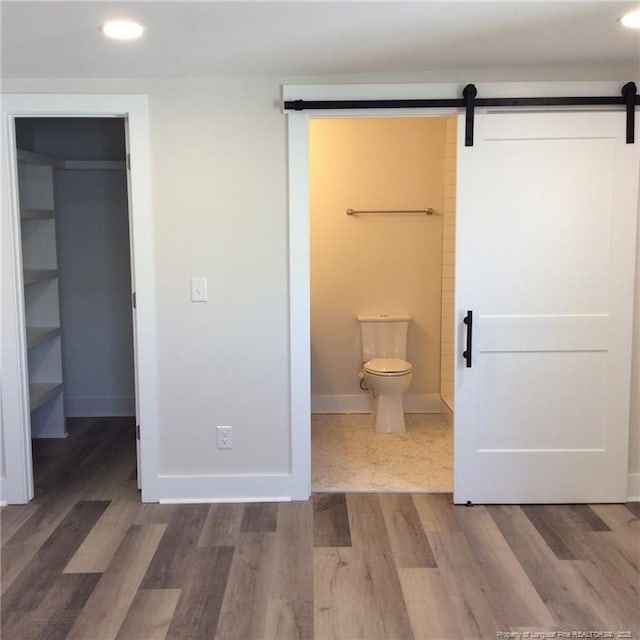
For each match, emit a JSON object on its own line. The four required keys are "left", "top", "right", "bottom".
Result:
{"left": 462, "top": 310, "right": 473, "bottom": 368}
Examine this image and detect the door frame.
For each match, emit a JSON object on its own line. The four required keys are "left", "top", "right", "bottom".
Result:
{"left": 284, "top": 81, "right": 633, "bottom": 501}
{"left": 1, "top": 94, "right": 159, "bottom": 503}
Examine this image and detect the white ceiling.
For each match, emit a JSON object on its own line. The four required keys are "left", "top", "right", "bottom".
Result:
{"left": 1, "top": 0, "right": 639, "bottom": 78}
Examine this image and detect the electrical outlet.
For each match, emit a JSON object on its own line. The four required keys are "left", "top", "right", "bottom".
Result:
{"left": 217, "top": 425, "right": 232, "bottom": 449}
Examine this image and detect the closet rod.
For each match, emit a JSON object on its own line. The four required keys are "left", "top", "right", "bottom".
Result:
{"left": 347, "top": 208, "right": 434, "bottom": 216}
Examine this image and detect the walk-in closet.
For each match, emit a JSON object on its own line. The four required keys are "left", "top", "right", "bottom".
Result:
{"left": 15, "top": 118, "right": 135, "bottom": 459}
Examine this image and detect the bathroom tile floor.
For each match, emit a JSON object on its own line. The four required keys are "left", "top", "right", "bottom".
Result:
{"left": 311, "top": 412, "right": 453, "bottom": 493}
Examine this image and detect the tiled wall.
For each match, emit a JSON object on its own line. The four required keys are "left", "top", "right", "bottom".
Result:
{"left": 440, "top": 117, "right": 457, "bottom": 411}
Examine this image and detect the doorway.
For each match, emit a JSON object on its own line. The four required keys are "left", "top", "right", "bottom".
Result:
{"left": 1, "top": 93, "right": 158, "bottom": 505}
{"left": 308, "top": 116, "right": 456, "bottom": 492}
{"left": 14, "top": 116, "right": 137, "bottom": 496}
{"left": 286, "top": 83, "right": 637, "bottom": 504}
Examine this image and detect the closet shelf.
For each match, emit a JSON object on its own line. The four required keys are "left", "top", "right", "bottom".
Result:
{"left": 17, "top": 150, "right": 125, "bottom": 171}
{"left": 18, "top": 138, "right": 67, "bottom": 438}
{"left": 26, "top": 326, "right": 61, "bottom": 350}
{"left": 17, "top": 149, "right": 64, "bottom": 168}
{"left": 29, "top": 382, "right": 63, "bottom": 412}
{"left": 64, "top": 160, "right": 126, "bottom": 171}
{"left": 21, "top": 208, "right": 55, "bottom": 220}
{"left": 23, "top": 269, "right": 58, "bottom": 286}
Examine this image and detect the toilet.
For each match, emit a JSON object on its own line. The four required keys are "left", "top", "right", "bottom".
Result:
{"left": 358, "top": 314, "right": 413, "bottom": 433}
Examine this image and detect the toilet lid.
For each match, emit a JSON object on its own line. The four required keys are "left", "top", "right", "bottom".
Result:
{"left": 364, "top": 358, "right": 412, "bottom": 375}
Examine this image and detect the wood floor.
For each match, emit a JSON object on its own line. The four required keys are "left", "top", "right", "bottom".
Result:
{"left": 1, "top": 418, "right": 639, "bottom": 640}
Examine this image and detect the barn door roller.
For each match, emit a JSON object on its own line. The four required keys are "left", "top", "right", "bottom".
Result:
{"left": 284, "top": 82, "right": 639, "bottom": 146}
{"left": 463, "top": 84, "right": 477, "bottom": 147}
{"left": 622, "top": 81, "right": 637, "bottom": 143}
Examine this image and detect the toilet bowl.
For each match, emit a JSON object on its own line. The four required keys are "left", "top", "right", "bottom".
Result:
{"left": 363, "top": 357, "right": 413, "bottom": 433}
{"left": 358, "top": 314, "right": 413, "bottom": 433}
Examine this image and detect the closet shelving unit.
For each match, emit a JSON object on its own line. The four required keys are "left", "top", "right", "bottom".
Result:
{"left": 17, "top": 146, "right": 128, "bottom": 438}
{"left": 18, "top": 149, "right": 66, "bottom": 437}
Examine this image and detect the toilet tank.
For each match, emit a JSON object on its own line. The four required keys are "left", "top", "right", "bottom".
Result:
{"left": 358, "top": 315, "right": 410, "bottom": 362}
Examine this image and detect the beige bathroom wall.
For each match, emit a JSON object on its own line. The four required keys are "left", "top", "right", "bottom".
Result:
{"left": 440, "top": 117, "right": 457, "bottom": 411}
{"left": 310, "top": 118, "right": 446, "bottom": 402}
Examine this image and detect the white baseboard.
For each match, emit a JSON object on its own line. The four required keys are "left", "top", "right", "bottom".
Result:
{"left": 311, "top": 394, "right": 370, "bottom": 414}
{"left": 311, "top": 393, "right": 442, "bottom": 414}
{"left": 155, "top": 473, "right": 295, "bottom": 503}
{"left": 628, "top": 472, "right": 640, "bottom": 501}
{"left": 155, "top": 471, "right": 640, "bottom": 503}
{"left": 65, "top": 395, "right": 135, "bottom": 417}
{"left": 441, "top": 398, "right": 454, "bottom": 429}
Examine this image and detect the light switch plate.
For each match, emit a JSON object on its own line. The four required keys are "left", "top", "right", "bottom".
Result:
{"left": 191, "top": 276, "right": 207, "bottom": 302}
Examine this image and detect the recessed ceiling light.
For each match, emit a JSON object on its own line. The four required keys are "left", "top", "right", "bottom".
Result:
{"left": 99, "top": 20, "right": 145, "bottom": 40}
{"left": 620, "top": 9, "right": 640, "bottom": 29}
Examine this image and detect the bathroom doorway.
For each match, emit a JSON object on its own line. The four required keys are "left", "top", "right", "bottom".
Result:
{"left": 309, "top": 116, "right": 456, "bottom": 493}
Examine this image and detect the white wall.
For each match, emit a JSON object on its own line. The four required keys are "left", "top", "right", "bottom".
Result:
{"left": 148, "top": 80, "right": 290, "bottom": 476}
{"left": 2, "top": 70, "right": 639, "bottom": 497}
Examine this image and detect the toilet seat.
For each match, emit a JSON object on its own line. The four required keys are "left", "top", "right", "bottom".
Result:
{"left": 364, "top": 357, "right": 412, "bottom": 376}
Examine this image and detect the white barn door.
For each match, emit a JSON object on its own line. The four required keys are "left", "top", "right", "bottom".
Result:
{"left": 455, "top": 111, "right": 639, "bottom": 504}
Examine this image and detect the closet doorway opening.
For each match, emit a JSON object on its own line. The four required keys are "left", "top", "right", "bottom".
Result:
{"left": 308, "top": 115, "right": 456, "bottom": 493}
{"left": 13, "top": 116, "right": 139, "bottom": 498}
{"left": 2, "top": 93, "right": 157, "bottom": 506}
